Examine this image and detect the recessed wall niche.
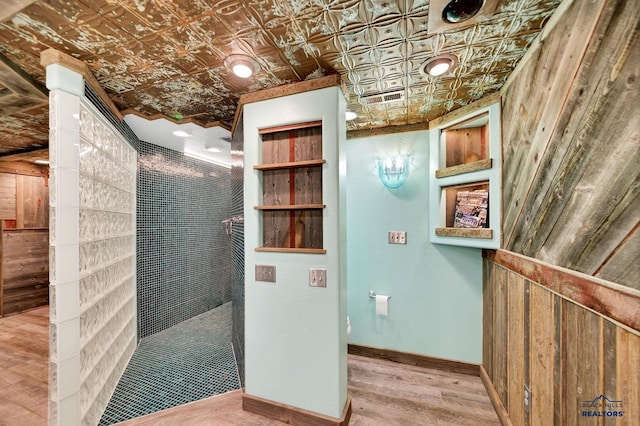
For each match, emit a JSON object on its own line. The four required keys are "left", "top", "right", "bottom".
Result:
{"left": 429, "top": 94, "right": 501, "bottom": 249}
{"left": 253, "top": 121, "right": 325, "bottom": 254}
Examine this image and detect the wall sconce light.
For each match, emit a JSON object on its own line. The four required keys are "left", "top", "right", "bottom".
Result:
{"left": 378, "top": 156, "right": 410, "bottom": 188}
{"left": 224, "top": 54, "right": 260, "bottom": 78}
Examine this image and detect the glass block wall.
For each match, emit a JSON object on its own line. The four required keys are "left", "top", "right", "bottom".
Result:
{"left": 48, "top": 75, "right": 137, "bottom": 425}
{"left": 137, "top": 141, "right": 231, "bottom": 339}
{"left": 77, "top": 102, "right": 137, "bottom": 425}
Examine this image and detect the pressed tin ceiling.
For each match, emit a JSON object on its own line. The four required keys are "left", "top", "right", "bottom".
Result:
{"left": 0, "top": 0, "right": 561, "bottom": 157}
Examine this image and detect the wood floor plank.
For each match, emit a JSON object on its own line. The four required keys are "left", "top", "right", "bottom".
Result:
{"left": 0, "top": 306, "right": 500, "bottom": 426}
{"left": 0, "top": 306, "right": 48, "bottom": 426}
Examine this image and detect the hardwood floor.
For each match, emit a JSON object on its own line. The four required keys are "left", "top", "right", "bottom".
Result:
{"left": 121, "top": 355, "right": 499, "bottom": 426}
{"left": 0, "top": 307, "right": 500, "bottom": 425}
{"left": 0, "top": 306, "right": 48, "bottom": 426}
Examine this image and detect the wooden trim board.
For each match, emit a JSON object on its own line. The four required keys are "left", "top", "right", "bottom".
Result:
{"left": 484, "top": 249, "right": 640, "bottom": 333}
{"left": 347, "top": 344, "right": 480, "bottom": 377}
{"left": 480, "top": 365, "right": 513, "bottom": 426}
{"left": 242, "top": 393, "right": 351, "bottom": 426}
{"left": 347, "top": 122, "right": 429, "bottom": 140}
{"left": 435, "top": 227, "right": 493, "bottom": 239}
{"left": 429, "top": 92, "right": 501, "bottom": 129}
{"left": 231, "top": 74, "right": 342, "bottom": 135}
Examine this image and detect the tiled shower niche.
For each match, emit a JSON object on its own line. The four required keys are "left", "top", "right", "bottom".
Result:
{"left": 137, "top": 141, "right": 232, "bottom": 339}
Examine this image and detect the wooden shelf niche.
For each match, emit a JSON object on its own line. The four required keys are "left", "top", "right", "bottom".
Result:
{"left": 435, "top": 181, "right": 493, "bottom": 240}
{"left": 254, "top": 121, "right": 326, "bottom": 254}
{"left": 435, "top": 112, "right": 492, "bottom": 179}
{"left": 429, "top": 94, "right": 501, "bottom": 249}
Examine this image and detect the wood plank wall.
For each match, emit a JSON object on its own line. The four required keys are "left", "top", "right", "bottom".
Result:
{"left": 0, "top": 172, "right": 49, "bottom": 315}
{"left": 0, "top": 172, "right": 48, "bottom": 228}
{"left": 0, "top": 173, "right": 17, "bottom": 220}
{"left": 501, "top": 0, "right": 640, "bottom": 290}
{"left": 483, "top": 251, "right": 639, "bottom": 425}
{"left": 0, "top": 227, "right": 49, "bottom": 316}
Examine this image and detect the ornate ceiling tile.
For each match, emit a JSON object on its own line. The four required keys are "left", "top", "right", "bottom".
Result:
{"left": 0, "top": 0, "right": 563, "bottom": 155}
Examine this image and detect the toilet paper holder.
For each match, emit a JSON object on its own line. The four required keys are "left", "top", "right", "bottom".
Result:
{"left": 369, "top": 290, "right": 390, "bottom": 299}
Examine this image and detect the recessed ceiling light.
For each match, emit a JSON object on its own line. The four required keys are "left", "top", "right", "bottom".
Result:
{"left": 205, "top": 141, "right": 222, "bottom": 152}
{"left": 346, "top": 111, "right": 357, "bottom": 121}
{"left": 34, "top": 159, "right": 49, "bottom": 165}
{"left": 173, "top": 130, "right": 191, "bottom": 137}
{"left": 420, "top": 54, "right": 458, "bottom": 77}
{"left": 442, "top": 0, "right": 483, "bottom": 24}
{"left": 224, "top": 54, "right": 260, "bottom": 78}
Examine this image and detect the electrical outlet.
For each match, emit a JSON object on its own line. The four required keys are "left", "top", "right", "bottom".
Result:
{"left": 388, "top": 231, "right": 407, "bottom": 244}
{"left": 309, "top": 268, "right": 327, "bottom": 287}
{"left": 255, "top": 265, "right": 276, "bottom": 283}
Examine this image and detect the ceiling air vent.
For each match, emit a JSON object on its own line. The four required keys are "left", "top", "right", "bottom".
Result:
{"left": 360, "top": 90, "right": 405, "bottom": 105}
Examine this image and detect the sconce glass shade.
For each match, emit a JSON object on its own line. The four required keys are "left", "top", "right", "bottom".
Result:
{"left": 378, "top": 157, "right": 410, "bottom": 188}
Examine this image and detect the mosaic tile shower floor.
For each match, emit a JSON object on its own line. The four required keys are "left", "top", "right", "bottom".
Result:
{"left": 99, "top": 302, "right": 240, "bottom": 425}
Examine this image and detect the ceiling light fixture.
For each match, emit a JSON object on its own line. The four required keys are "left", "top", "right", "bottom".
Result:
{"left": 205, "top": 141, "right": 222, "bottom": 152}
{"left": 442, "top": 0, "right": 483, "bottom": 24}
{"left": 184, "top": 151, "right": 231, "bottom": 168}
{"left": 173, "top": 129, "right": 191, "bottom": 137}
{"left": 224, "top": 54, "right": 260, "bottom": 78}
{"left": 421, "top": 54, "right": 458, "bottom": 77}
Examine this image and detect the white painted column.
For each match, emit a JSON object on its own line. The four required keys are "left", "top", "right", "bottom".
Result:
{"left": 46, "top": 63, "right": 83, "bottom": 426}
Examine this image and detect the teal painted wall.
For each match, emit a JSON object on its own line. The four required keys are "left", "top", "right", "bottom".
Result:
{"left": 243, "top": 87, "right": 347, "bottom": 418}
{"left": 346, "top": 130, "right": 483, "bottom": 363}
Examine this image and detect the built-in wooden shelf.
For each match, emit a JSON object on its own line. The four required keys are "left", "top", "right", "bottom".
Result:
{"left": 256, "top": 122, "right": 324, "bottom": 251}
{"left": 253, "top": 159, "right": 326, "bottom": 171}
{"left": 435, "top": 227, "right": 493, "bottom": 239}
{"left": 435, "top": 158, "right": 492, "bottom": 179}
{"left": 429, "top": 96, "right": 501, "bottom": 249}
{"left": 254, "top": 204, "right": 325, "bottom": 210}
{"left": 254, "top": 247, "right": 327, "bottom": 254}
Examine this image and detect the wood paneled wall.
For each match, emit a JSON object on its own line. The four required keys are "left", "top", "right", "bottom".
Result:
{"left": 501, "top": 0, "right": 639, "bottom": 290}
{"left": 0, "top": 172, "right": 49, "bottom": 315}
{"left": 0, "top": 227, "right": 49, "bottom": 316}
{"left": 483, "top": 251, "right": 639, "bottom": 425}
{"left": 0, "top": 172, "right": 49, "bottom": 229}
{"left": 0, "top": 173, "right": 17, "bottom": 220}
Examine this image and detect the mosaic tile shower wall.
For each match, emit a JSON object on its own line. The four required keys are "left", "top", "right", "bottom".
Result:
{"left": 137, "top": 140, "right": 232, "bottom": 339}
{"left": 48, "top": 83, "right": 137, "bottom": 426}
{"left": 231, "top": 114, "right": 245, "bottom": 385}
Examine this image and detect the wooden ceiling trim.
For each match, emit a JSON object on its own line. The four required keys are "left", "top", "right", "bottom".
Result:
{"left": 120, "top": 109, "right": 231, "bottom": 131}
{"left": 0, "top": 161, "right": 48, "bottom": 178}
{"left": 231, "top": 74, "right": 342, "bottom": 135}
{"left": 0, "top": 0, "right": 37, "bottom": 22}
{"left": 40, "top": 48, "right": 123, "bottom": 121}
{"left": 347, "top": 122, "right": 430, "bottom": 140}
{"left": 0, "top": 148, "right": 47, "bottom": 162}
{"left": 428, "top": 92, "right": 501, "bottom": 129}
{"left": 0, "top": 53, "right": 47, "bottom": 115}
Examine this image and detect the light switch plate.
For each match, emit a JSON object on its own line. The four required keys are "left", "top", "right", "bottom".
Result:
{"left": 388, "top": 231, "right": 407, "bottom": 244}
{"left": 309, "top": 268, "right": 327, "bottom": 287}
{"left": 255, "top": 265, "right": 276, "bottom": 283}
